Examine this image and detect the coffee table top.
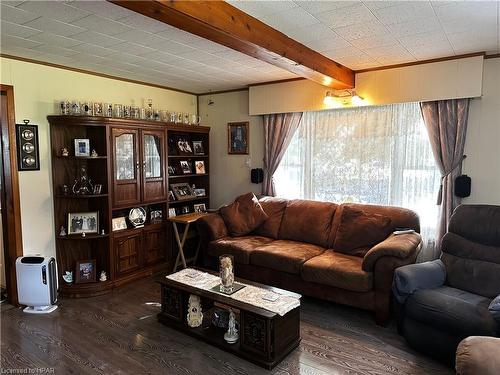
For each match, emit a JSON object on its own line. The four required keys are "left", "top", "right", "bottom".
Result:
{"left": 158, "top": 268, "right": 301, "bottom": 318}
{"left": 167, "top": 212, "right": 209, "bottom": 224}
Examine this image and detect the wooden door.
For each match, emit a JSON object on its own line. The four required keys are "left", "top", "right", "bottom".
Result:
{"left": 143, "top": 225, "right": 166, "bottom": 265}
{"left": 113, "top": 230, "right": 142, "bottom": 276}
{"left": 141, "top": 129, "right": 167, "bottom": 203}
{"left": 111, "top": 127, "right": 141, "bottom": 207}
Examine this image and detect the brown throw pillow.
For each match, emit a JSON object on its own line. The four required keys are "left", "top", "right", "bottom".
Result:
{"left": 333, "top": 206, "right": 392, "bottom": 256}
{"left": 220, "top": 193, "right": 269, "bottom": 236}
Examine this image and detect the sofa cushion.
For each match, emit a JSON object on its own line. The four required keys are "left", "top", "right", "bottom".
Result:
{"left": 279, "top": 199, "right": 338, "bottom": 248}
{"left": 220, "top": 193, "right": 268, "bottom": 236}
{"left": 254, "top": 196, "right": 288, "bottom": 239}
{"left": 301, "top": 250, "right": 373, "bottom": 292}
{"left": 208, "top": 236, "right": 274, "bottom": 264}
{"left": 250, "top": 240, "right": 325, "bottom": 274}
{"left": 333, "top": 206, "right": 392, "bottom": 256}
{"left": 406, "top": 286, "right": 497, "bottom": 337}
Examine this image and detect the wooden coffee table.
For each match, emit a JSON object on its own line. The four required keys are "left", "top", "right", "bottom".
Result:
{"left": 157, "top": 269, "right": 301, "bottom": 369}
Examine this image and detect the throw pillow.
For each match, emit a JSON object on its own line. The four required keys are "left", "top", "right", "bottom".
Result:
{"left": 489, "top": 295, "right": 500, "bottom": 324}
{"left": 220, "top": 193, "right": 268, "bottom": 236}
{"left": 333, "top": 206, "right": 392, "bottom": 256}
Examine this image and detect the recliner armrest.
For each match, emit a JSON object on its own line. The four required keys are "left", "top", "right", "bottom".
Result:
{"left": 362, "top": 233, "right": 422, "bottom": 272}
{"left": 489, "top": 295, "right": 500, "bottom": 325}
{"left": 196, "top": 213, "right": 228, "bottom": 242}
{"left": 392, "top": 259, "right": 446, "bottom": 304}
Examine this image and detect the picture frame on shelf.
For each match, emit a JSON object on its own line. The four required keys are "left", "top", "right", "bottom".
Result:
{"left": 74, "top": 138, "right": 90, "bottom": 157}
{"left": 192, "top": 140, "right": 204, "bottom": 155}
{"left": 168, "top": 165, "right": 176, "bottom": 175}
{"left": 181, "top": 206, "right": 190, "bottom": 214}
{"left": 194, "top": 188, "right": 206, "bottom": 197}
{"left": 193, "top": 203, "right": 206, "bottom": 213}
{"left": 194, "top": 160, "right": 205, "bottom": 174}
{"left": 168, "top": 208, "right": 177, "bottom": 217}
{"left": 112, "top": 217, "right": 127, "bottom": 231}
{"left": 174, "top": 135, "right": 193, "bottom": 155}
{"left": 93, "top": 184, "right": 102, "bottom": 195}
{"left": 150, "top": 210, "right": 162, "bottom": 223}
{"left": 75, "top": 259, "right": 96, "bottom": 284}
{"left": 228, "top": 122, "right": 249, "bottom": 154}
{"left": 180, "top": 160, "right": 192, "bottom": 174}
{"left": 68, "top": 211, "right": 98, "bottom": 235}
{"left": 171, "top": 183, "right": 196, "bottom": 200}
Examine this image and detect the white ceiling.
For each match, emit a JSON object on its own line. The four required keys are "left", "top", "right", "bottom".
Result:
{"left": 1, "top": 1, "right": 499, "bottom": 94}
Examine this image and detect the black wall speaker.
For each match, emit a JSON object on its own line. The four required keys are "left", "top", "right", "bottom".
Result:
{"left": 251, "top": 168, "right": 263, "bottom": 184}
{"left": 16, "top": 119, "right": 40, "bottom": 171}
{"left": 455, "top": 174, "right": 471, "bottom": 198}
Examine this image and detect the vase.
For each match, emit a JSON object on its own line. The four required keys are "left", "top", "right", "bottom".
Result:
{"left": 219, "top": 254, "right": 234, "bottom": 293}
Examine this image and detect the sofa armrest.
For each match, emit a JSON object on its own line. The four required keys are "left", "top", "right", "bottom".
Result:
{"left": 489, "top": 295, "right": 500, "bottom": 325}
{"left": 392, "top": 259, "right": 446, "bottom": 304}
{"left": 362, "top": 232, "right": 422, "bottom": 272}
{"left": 456, "top": 336, "right": 500, "bottom": 375}
{"left": 196, "top": 213, "right": 228, "bottom": 242}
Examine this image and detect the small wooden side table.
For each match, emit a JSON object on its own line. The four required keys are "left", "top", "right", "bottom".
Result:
{"left": 168, "top": 212, "right": 209, "bottom": 272}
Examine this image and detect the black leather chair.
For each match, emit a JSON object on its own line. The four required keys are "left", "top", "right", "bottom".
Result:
{"left": 393, "top": 205, "right": 500, "bottom": 365}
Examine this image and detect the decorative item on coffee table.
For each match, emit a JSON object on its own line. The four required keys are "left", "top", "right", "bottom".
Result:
{"left": 219, "top": 255, "right": 234, "bottom": 293}
{"left": 187, "top": 294, "right": 203, "bottom": 328}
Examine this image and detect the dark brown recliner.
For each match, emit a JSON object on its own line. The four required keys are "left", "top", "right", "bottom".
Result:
{"left": 393, "top": 205, "right": 500, "bottom": 364}
{"left": 198, "top": 196, "right": 422, "bottom": 325}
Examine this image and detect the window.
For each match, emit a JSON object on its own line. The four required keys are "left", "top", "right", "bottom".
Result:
{"left": 274, "top": 102, "right": 440, "bottom": 260}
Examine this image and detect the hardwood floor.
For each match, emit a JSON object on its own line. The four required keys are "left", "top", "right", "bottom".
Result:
{"left": 1, "top": 277, "right": 453, "bottom": 375}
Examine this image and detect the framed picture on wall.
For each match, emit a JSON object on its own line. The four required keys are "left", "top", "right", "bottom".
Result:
{"left": 228, "top": 122, "right": 249, "bottom": 154}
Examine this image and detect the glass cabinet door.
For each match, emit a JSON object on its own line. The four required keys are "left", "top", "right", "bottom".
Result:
{"left": 115, "top": 133, "right": 136, "bottom": 180}
{"left": 143, "top": 134, "right": 162, "bottom": 179}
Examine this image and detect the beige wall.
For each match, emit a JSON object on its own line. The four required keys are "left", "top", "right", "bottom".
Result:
{"left": 198, "top": 90, "right": 263, "bottom": 208}
{"left": 249, "top": 56, "right": 484, "bottom": 115}
{"left": 0, "top": 57, "right": 197, "bottom": 258}
{"left": 463, "top": 58, "right": 500, "bottom": 205}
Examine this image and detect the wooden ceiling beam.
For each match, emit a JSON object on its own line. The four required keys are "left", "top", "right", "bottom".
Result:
{"left": 109, "top": 0, "right": 355, "bottom": 89}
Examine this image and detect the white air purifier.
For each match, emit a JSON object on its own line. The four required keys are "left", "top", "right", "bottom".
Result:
{"left": 16, "top": 256, "right": 58, "bottom": 314}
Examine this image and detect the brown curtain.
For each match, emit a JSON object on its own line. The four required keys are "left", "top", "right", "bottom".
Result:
{"left": 262, "top": 112, "right": 303, "bottom": 196}
{"left": 420, "top": 99, "right": 470, "bottom": 248}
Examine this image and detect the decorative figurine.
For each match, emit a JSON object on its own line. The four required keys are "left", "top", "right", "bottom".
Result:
{"left": 82, "top": 232, "right": 86, "bottom": 238}
{"left": 90, "top": 149, "right": 98, "bottom": 158}
{"left": 61, "top": 184, "right": 70, "bottom": 195}
{"left": 61, "top": 147, "right": 69, "bottom": 157}
{"left": 72, "top": 165, "right": 94, "bottom": 195}
{"left": 101, "top": 229, "right": 106, "bottom": 236}
{"left": 99, "top": 271, "right": 107, "bottom": 282}
{"left": 59, "top": 226, "right": 67, "bottom": 236}
{"left": 187, "top": 294, "right": 203, "bottom": 328}
{"left": 224, "top": 309, "right": 239, "bottom": 344}
{"left": 146, "top": 99, "right": 153, "bottom": 120}
{"left": 62, "top": 271, "right": 73, "bottom": 284}
{"left": 219, "top": 255, "right": 235, "bottom": 293}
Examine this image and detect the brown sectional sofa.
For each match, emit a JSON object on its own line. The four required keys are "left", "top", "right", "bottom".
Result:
{"left": 197, "top": 197, "right": 422, "bottom": 324}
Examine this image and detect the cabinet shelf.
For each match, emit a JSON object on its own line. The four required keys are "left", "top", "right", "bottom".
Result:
{"left": 55, "top": 155, "right": 108, "bottom": 160}
{"left": 169, "top": 173, "right": 209, "bottom": 179}
{"left": 169, "top": 196, "right": 209, "bottom": 204}
{"left": 168, "top": 155, "right": 208, "bottom": 158}
{"left": 56, "top": 194, "right": 108, "bottom": 199}
{"left": 57, "top": 234, "right": 109, "bottom": 240}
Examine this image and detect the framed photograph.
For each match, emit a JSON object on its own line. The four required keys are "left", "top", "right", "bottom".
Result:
{"left": 171, "top": 183, "right": 196, "bottom": 200}
{"left": 68, "top": 211, "right": 98, "bottom": 235}
{"left": 75, "top": 259, "right": 96, "bottom": 284}
{"left": 194, "top": 160, "right": 205, "bottom": 174}
{"left": 150, "top": 210, "right": 162, "bottom": 223}
{"left": 112, "top": 216, "right": 127, "bottom": 231}
{"left": 174, "top": 135, "right": 193, "bottom": 155}
{"left": 180, "top": 160, "right": 192, "bottom": 174}
{"left": 93, "top": 184, "right": 102, "bottom": 195}
{"left": 192, "top": 141, "right": 205, "bottom": 155}
{"left": 168, "top": 190, "right": 176, "bottom": 201}
{"left": 228, "top": 122, "right": 249, "bottom": 154}
{"left": 181, "top": 206, "right": 190, "bottom": 214}
{"left": 168, "top": 208, "right": 177, "bottom": 217}
{"left": 194, "top": 188, "right": 206, "bottom": 197}
{"left": 193, "top": 203, "right": 206, "bottom": 213}
{"left": 74, "top": 138, "right": 90, "bottom": 157}
{"left": 168, "top": 165, "right": 176, "bottom": 175}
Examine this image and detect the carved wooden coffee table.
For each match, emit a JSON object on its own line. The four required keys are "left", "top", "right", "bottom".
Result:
{"left": 157, "top": 268, "right": 301, "bottom": 369}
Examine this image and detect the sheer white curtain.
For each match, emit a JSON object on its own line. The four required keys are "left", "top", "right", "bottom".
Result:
{"left": 274, "top": 102, "right": 441, "bottom": 260}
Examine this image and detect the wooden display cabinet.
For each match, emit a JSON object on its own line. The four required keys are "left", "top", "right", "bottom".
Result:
{"left": 48, "top": 115, "right": 210, "bottom": 297}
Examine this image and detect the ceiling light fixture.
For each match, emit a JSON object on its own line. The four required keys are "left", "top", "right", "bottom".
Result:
{"left": 323, "top": 91, "right": 342, "bottom": 108}
{"left": 324, "top": 90, "right": 366, "bottom": 107}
